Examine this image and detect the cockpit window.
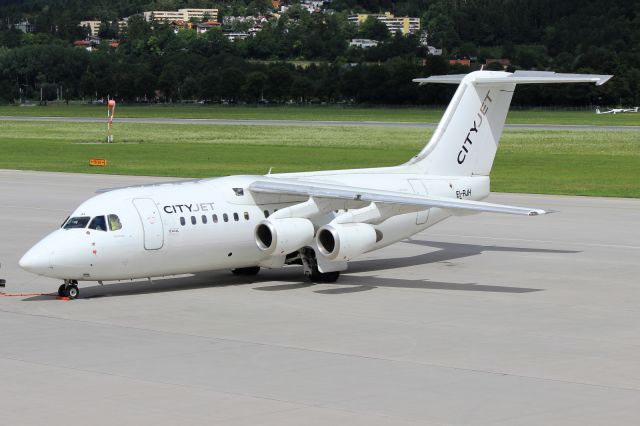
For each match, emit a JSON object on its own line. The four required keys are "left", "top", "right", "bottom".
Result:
{"left": 60, "top": 216, "right": 69, "bottom": 228}
{"left": 63, "top": 216, "right": 90, "bottom": 229}
{"left": 108, "top": 214, "right": 122, "bottom": 231}
{"left": 88, "top": 215, "right": 107, "bottom": 232}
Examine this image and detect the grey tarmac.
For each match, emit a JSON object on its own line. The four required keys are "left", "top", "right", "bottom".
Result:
{"left": 1, "top": 170, "right": 640, "bottom": 426}
{"left": 1, "top": 114, "right": 639, "bottom": 131}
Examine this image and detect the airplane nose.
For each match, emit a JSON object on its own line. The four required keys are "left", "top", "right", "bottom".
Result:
{"left": 19, "top": 242, "right": 53, "bottom": 275}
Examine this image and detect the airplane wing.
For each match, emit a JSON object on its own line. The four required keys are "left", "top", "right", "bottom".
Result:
{"left": 249, "top": 178, "right": 550, "bottom": 216}
{"left": 413, "top": 71, "right": 612, "bottom": 86}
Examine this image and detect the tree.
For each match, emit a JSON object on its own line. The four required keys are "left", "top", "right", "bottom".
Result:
{"left": 158, "top": 63, "right": 181, "bottom": 101}
{"left": 290, "top": 76, "right": 315, "bottom": 103}
{"left": 181, "top": 76, "right": 200, "bottom": 100}
{"left": 243, "top": 71, "right": 267, "bottom": 102}
{"left": 218, "top": 67, "right": 246, "bottom": 101}
{"left": 359, "top": 16, "right": 390, "bottom": 41}
{"left": 265, "top": 65, "right": 294, "bottom": 102}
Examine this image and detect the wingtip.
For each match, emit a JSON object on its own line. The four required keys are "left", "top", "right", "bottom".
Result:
{"left": 596, "top": 75, "right": 614, "bottom": 86}
{"left": 529, "top": 209, "right": 557, "bottom": 216}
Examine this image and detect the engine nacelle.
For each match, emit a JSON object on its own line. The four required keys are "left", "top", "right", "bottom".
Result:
{"left": 255, "top": 218, "right": 315, "bottom": 256}
{"left": 316, "top": 223, "right": 378, "bottom": 261}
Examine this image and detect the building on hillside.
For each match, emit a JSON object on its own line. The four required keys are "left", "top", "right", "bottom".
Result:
{"left": 300, "top": 0, "right": 325, "bottom": 13}
{"left": 349, "top": 38, "right": 379, "bottom": 48}
{"left": 15, "top": 20, "right": 35, "bottom": 33}
{"left": 73, "top": 39, "right": 97, "bottom": 52}
{"left": 73, "top": 37, "right": 119, "bottom": 52}
{"left": 427, "top": 46, "right": 443, "bottom": 56}
{"left": 449, "top": 58, "right": 471, "bottom": 67}
{"left": 80, "top": 20, "right": 128, "bottom": 37}
{"left": 348, "top": 12, "right": 420, "bottom": 36}
{"left": 224, "top": 32, "right": 250, "bottom": 41}
{"left": 196, "top": 21, "right": 222, "bottom": 34}
{"left": 80, "top": 20, "right": 101, "bottom": 36}
{"left": 143, "top": 8, "right": 218, "bottom": 23}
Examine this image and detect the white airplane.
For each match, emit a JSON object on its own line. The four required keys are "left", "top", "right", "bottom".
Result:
{"left": 19, "top": 70, "right": 611, "bottom": 299}
{"left": 596, "top": 106, "right": 638, "bottom": 114}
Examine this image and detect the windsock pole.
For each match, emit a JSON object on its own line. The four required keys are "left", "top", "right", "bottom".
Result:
{"left": 107, "top": 99, "right": 116, "bottom": 143}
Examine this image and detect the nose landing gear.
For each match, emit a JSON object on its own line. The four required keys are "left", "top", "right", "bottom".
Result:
{"left": 59, "top": 280, "right": 79, "bottom": 299}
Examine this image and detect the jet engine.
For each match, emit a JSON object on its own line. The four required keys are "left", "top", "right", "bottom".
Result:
{"left": 255, "top": 218, "right": 315, "bottom": 256}
{"left": 316, "top": 223, "right": 379, "bottom": 261}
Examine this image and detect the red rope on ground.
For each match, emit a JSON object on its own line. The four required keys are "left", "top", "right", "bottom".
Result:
{"left": 0, "top": 292, "right": 68, "bottom": 300}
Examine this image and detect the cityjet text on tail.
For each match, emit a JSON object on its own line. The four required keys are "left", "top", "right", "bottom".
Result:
{"left": 20, "top": 70, "right": 612, "bottom": 299}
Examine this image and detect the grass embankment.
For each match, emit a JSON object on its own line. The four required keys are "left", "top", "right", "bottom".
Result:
{"left": 0, "top": 121, "right": 638, "bottom": 197}
{"left": 2, "top": 104, "right": 640, "bottom": 126}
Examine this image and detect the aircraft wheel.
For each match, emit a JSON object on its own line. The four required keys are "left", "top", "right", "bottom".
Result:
{"left": 58, "top": 284, "right": 66, "bottom": 296}
{"left": 65, "top": 284, "right": 79, "bottom": 299}
{"left": 306, "top": 268, "right": 340, "bottom": 283}
{"left": 320, "top": 271, "right": 340, "bottom": 283}
{"left": 232, "top": 266, "right": 261, "bottom": 276}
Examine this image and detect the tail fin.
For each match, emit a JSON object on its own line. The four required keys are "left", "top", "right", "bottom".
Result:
{"left": 405, "top": 71, "right": 612, "bottom": 176}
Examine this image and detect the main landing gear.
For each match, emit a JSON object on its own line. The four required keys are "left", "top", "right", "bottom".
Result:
{"left": 306, "top": 267, "right": 340, "bottom": 283}
{"left": 300, "top": 248, "right": 341, "bottom": 283}
{"left": 58, "top": 280, "right": 79, "bottom": 299}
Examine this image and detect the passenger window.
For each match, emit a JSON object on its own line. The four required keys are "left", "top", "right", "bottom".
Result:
{"left": 88, "top": 216, "right": 107, "bottom": 232}
{"left": 180, "top": 217, "right": 186, "bottom": 226}
{"left": 202, "top": 215, "right": 208, "bottom": 224}
{"left": 263, "top": 210, "right": 269, "bottom": 218}
{"left": 244, "top": 212, "right": 249, "bottom": 220}
{"left": 63, "top": 216, "right": 90, "bottom": 229}
{"left": 233, "top": 213, "right": 239, "bottom": 222}
{"left": 191, "top": 216, "right": 197, "bottom": 225}
{"left": 213, "top": 214, "right": 218, "bottom": 223}
{"left": 223, "top": 213, "right": 229, "bottom": 222}
{"left": 108, "top": 214, "right": 122, "bottom": 231}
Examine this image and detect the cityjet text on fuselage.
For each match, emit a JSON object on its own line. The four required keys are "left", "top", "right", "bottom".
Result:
{"left": 163, "top": 202, "right": 216, "bottom": 214}
{"left": 457, "top": 90, "right": 493, "bottom": 165}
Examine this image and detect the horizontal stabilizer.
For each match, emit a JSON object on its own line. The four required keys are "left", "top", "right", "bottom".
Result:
{"left": 250, "top": 179, "right": 550, "bottom": 216}
{"left": 413, "top": 70, "right": 612, "bottom": 86}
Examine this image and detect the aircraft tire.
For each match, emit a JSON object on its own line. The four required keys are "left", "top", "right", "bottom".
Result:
{"left": 66, "top": 284, "right": 79, "bottom": 299}
{"left": 307, "top": 268, "right": 340, "bottom": 283}
{"left": 320, "top": 271, "right": 340, "bottom": 283}
{"left": 58, "top": 284, "right": 66, "bottom": 296}
{"left": 232, "top": 266, "right": 261, "bottom": 276}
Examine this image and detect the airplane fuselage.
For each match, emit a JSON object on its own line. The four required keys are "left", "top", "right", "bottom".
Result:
{"left": 21, "top": 172, "right": 489, "bottom": 281}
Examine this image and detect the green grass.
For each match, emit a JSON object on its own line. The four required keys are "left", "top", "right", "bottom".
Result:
{"left": 2, "top": 103, "right": 640, "bottom": 126}
{"left": 1, "top": 120, "right": 638, "bottom": 197}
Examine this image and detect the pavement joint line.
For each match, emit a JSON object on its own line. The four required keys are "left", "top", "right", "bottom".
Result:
{"left": 0, "top": 354, "right": 337, "bottom": 413}
{"left": 2, "top": 308, "right": 640, "bottom": 394}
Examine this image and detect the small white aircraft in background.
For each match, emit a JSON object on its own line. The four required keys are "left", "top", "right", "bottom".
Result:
{"left": 20, "top": 70, "right": 611, "bottom": 299}
{"left": 596, "top": 106, "right": 638, "bottom": 114}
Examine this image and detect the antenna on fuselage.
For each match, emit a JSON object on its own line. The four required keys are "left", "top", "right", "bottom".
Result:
{"left": 267, "top": 167, "right": 273, "bottom": 175}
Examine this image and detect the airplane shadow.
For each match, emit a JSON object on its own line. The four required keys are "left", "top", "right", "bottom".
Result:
{"left": 349, "top": 240, "right": 578, "bottom": 274}
{"left": 22, "top": 240, "right": 579, "bottom": 301}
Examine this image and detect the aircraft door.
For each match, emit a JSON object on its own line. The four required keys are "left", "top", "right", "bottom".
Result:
{"left": 408, "top": 179, "right": 429, "bottom": 225}
{"left": 132, "top": 198, "right": 164, "bottom": 250}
